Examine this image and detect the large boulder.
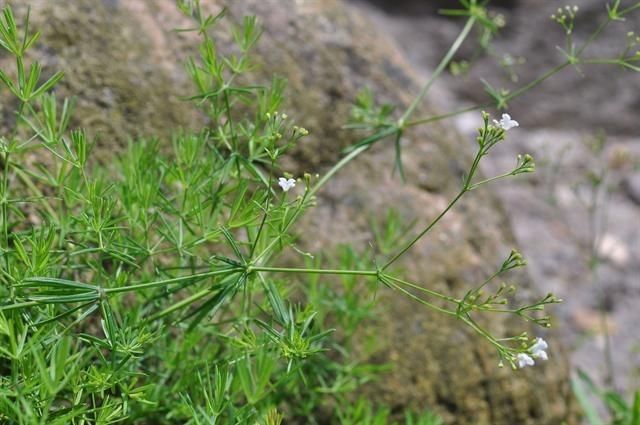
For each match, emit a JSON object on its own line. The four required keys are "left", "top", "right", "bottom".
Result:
{"left": 5, "top": 0, "right": 577, "bottom": 423}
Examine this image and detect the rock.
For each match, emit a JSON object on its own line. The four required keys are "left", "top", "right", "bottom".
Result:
{"left": 355, "top": 0, "right": 640, "bottom": 136}
{"left": 623, "top": 173, "right": 640, "bottom": 206}
{"left": 6, "top": 0, "right": 577, "bottom": 423}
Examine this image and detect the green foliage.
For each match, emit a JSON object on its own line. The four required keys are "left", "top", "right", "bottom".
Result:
{"left": 336, "top": 398, "right": 443, "bottom": 425}
{"left": 573, "top": 370, "right": 640, "bottom": 425}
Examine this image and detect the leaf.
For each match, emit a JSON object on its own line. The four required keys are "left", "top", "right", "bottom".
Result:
{"left": 34, "top": 301, "right": 96, "bottom": 326}
{"left": 18, "top": 276, "right": 97, "bottom": 291}
{"left": 0, "top": 68, "right": 18, "bottom": 96}
{"left": 100, "top": 300, "right": 118, "bottom": 349}
{"left": 29, "top": 292, "right": 98, "bottom": 305}
{"left": 185, "top": 275, "right": 243, "bottom": 331}
{"left": 631, "top": 390, "right": 640, "bottom": 425}
{"left": 393, "top": 129, "right": 406, "bottom": 182}
{"left": 571, "top": 375, "right": 604, "bottom": 425}
{"left": 31, "top": 71, "right": 64, "bottom": 98}
{"left": 220, "top": 226, "right": 245, "bottom": 263}
{"left": 263, "top": 280, "right": 289, "bottom": 325}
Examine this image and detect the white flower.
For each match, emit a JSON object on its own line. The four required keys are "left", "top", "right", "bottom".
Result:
{"left": 531, "top": 337, "right": 549, "bottom": 361}
{"left": 278, "top": 177, "right": 296, "bottom": 192}
{"left": 533, "top": 350, "right": 548, "bottom": 361}
{"left": 493, "top": 113, "right": 519, "bottom": 131}
{"left": 517, "top": 353, "right": 535, "bottom": 368}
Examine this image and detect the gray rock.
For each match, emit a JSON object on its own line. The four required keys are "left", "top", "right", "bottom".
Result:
{"left": 623, "top": 173, "right": 640, "bottom": 205}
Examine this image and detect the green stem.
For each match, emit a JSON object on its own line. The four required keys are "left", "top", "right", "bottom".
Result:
{"left": 576, "top": 17, "right": 610, "bottom": 58}
{"left": 103, "top": 268, "right": 239, "bottom": 294}
{"left": 309, "top": 145, "right": 369, "bottom": 198}
{"left": 381, "top": 189, "right": 466, "bottom": 271}
{"left": 250, "top": 266, "right": 378, "bottom": 277}
{"left": 386, "top": 280, "right": 456, "bottom": 316}
{"left": 459, "top": 315, "right": 513, "bottom": 355}
{"left": 406, "top": 104, "right": 485, "bottom": 128}
{"left": 504, "top": 62, "right": 570, "bottom": 102}
{"left": 400, "top": 16, "right": 476, "bottom": 124}
{"left": 249, "top": 158, "right": 276, "bottom": 258}
{"left": 468, "top": 170, "right": 516, "bottom": 189}
{"left": 223, "top": 89, "right": 238, "bottom": 149}
{"left": 381, "top": 139, "right": 489, "bottom": 271}
{"left": 0, "top": 300, "right": 39, "bottom": 311}
{"left": 620, "top": 2, "right": 640, "bottom": 17}
{"left": 383, "top": 274, "right": 459, "bottom": 303}
{"left": 406, "top": 61, "right": 570, "bottom": 127}
{"left": 11, "top": 165, "right": 59, "bottom": 220}
{"left": 1, "top": 152, "right": 10, "bottom": 270}
{"left": 145, "top": 288, "right": 211, "bottom": 322}
{"left": 2, "top": 100, "right": 25, "bottom": 290}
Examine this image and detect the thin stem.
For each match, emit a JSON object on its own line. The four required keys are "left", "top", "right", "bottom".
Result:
{"left": 406, "top": 62, "right": 570, "bottom": 128}
{"left": 386, "top": 280, "right": 456, "bottom": 316}
{"left": 249, "top": 158, "right": 275, "bottom": 258}
{"left": 578, "top": 59, "right": 621, "bottom": 66}
{"left": 103, "top": 268, "right": 239, "bottom": 295}
{"left": 381, "top": 138, "right": 488, "bottom": 271}
{"left": 468, "top": 170, "right": 516, "bottom": 189}
{"left": 250, "top": 266, "right": 378, "bottom": 277}
{"left": 400, "top": 16, "right": 476, "bottom": 124}
{"left": 2, "top": 100, "right": 25, "bottom": 290}
{"left": 381, "top": 189, "right": 466, "bottom": 271}
{"left": 504, "top": 62, "right": 569, "bottom": 102}
{"left": 145, "top": 288, "right": 211, "bottom": 322}
{"left": 0, "top": 300, "right": 39, "bottom": 311}
{"left": 459, "top": 315, "right": 513, "bottom": 355}
{"left": 310, "top": 145, "right": 368, "bottom": 198}
{"left": 1, "top": 151, "right": 10, "bottom": 270}
{"left": 11, "top": 165, "right": 59, "bottom": 220}
{"left": 575, "top": 16, "right": 611, "bottom": 58}
{"left": 383, "top": 274, "right": 459, "bottom": 303}
{"left": 622, "top": 2, "right": 640, "bottom": 15}
{"left": 223, "top": 89, "right": 237, "bottom": 149}
{"left": 407, "top": 104, "right": 485, "bottom": 128}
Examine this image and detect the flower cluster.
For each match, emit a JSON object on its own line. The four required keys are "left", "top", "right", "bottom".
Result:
{"left": 517, "top": 337, "right": 549, "bottom": 369}
{"left": 551, "top": 5, "right": 579, "bottom": 35}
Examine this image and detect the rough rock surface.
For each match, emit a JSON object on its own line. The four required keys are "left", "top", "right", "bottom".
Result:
{"left": 353, "top": 0, "right": 640, "bottom": 135}
{"left": 2, "top": 1, "right": 579, "bottom": 423}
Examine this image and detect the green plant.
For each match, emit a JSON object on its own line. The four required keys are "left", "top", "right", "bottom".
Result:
{"left": 336, "top": 397, "right": 443, "bottom": 425}
{"left": 573, "top": 370, "right": 640, "bottom": 425}
{"left": 0, "top": 0, "right": 638, "bottom": 422}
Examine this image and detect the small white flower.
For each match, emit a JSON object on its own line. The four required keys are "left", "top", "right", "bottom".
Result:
{"left": 278, "top": 177, "right": 296, "bottom": 192}
{"left": 533, "top": 350, "right": 548, "bottom": 361}
{"left": 493, "top": 113, "right": 519, "bottom": 131}
{"left": 531, "top": 337, "right": 549, "bottom": 361}
{"left": 517, "top": 353, "right": 535, "bottom": 368}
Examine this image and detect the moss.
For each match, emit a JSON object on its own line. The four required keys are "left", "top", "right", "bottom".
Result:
{"left": 25, "top": 0, "right": 201, "bottom": 159}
